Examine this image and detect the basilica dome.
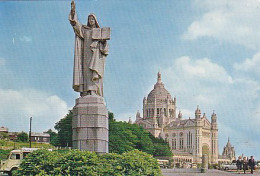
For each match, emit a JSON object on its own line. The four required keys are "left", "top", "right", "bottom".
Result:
{"left": 147, "top": 72, "right": 173, "bottom": 102}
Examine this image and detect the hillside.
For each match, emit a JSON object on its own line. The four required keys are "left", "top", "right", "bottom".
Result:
{"left": 0, "top": 140, "right": 55, "bottom": 160}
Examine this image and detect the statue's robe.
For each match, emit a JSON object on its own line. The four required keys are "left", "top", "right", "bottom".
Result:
{"left": 69, "top": 12, "right": 109, "bottom": 96}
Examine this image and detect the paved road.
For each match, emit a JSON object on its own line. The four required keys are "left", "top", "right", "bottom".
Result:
{"left": 162, "top": 169, "right": 260, "bottom": 176}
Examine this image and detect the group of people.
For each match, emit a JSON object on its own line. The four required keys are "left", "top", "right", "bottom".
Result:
{"left": 236, "top": 156, "right": 257, "bottom": 174}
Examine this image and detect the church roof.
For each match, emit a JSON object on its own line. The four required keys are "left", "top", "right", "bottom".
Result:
{"left": 225, "top": 138, "right": 233, "bottom": 148}
{"left": 166, "top": 118, "right": 195, "bottom": 128}
{"left": 147, "top": 72, "right": 172, "bottom": 101}
{"left": 195, "top": 105, "right": 201, "bottom": 114}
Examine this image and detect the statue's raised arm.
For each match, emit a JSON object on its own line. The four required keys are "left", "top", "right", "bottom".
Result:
{"left": 69, "top": 0, "right": 77, "bottom": 26}
{"left": 71, "top": 0, "right": 75, "bottom": 17}
{"left": 69, "top": 0, "right": 83, "bottom": 39}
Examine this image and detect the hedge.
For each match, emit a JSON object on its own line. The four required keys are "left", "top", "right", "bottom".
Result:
{"left": 15, "top": 149, "right": 162, "bottom": 176}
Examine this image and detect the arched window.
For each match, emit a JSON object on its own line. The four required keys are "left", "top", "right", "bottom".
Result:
{"left": 172, "top": 138, "right": 176, "bottom": 150}
{"left": 179, "top": 132, "right": 183, "bottom": 137}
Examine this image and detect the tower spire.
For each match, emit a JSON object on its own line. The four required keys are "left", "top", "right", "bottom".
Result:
{"left": 157, "top": 72, "right": 161, "bottom": 83}
{"left": 195, "top": 105, "right": 201, "bottom": 119}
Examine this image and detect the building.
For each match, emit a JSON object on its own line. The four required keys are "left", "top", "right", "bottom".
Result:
{"left": 221, "top": 138, "right": 236, "bottom": 162}
{"left": 8, "top": 132, "right": 18, "bottom": 140}
{"left": 30, "top": 132, "right": 50, "bottom": 143}
{"left": 0, "top": 126, "right": 8, "bottom": 133}
{"left": 135, "top": 72, "right": 218, "bottom": 164}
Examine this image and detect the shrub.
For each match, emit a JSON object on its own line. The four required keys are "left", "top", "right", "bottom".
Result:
{"left": 17, "top": 149, "right": 61, "bottom": 175}
{"left": 16, "top": 149, "right": 162, "bottom": 176}
{"left": 0, "top": 149, "right": 11, "bottom": 161}
{"left": 121, "top": 150, "right": 161, "bottom": 176}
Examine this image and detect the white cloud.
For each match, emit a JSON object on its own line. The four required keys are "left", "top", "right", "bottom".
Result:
{"left": 183, "top": 0, "right": 260, "bottom": 49}
{"left": 162, "top": 56, "right": 233, "bottom": 109}
{"left": 0, "top": 89, "right": 69, "bottom": 132}
{"left": 19, "top": 35, "right": 32, "bottom": 42}
{"left": 234, "top": 52, "right": 260, "bottom": 77}
{"left": 174, "top": 56, "right": 233, "bottom": 83}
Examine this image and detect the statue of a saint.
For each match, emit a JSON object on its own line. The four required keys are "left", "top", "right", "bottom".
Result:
{"left": 69, "top": 0, "right": 110, "bottom": 97}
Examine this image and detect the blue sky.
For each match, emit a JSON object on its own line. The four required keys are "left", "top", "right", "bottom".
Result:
{"left": 0, "top": 0, "right": 260, "bottom": 159}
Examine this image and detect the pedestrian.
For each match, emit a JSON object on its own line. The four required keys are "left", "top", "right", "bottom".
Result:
{"left": 237, "top": 156, "right": 242, "bottom": 174}
{"left": 242, "top": 157, "right": 248, "bottom": 174}
{"left": 248, "top": 156, "right": 256, "bottom": 174}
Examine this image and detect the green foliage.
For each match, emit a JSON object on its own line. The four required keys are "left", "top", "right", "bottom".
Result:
{"left": 108, "top": 111, "right": 115, "bottom": 121}
{"left": 121, "top": 150, "right": 162, "bottom": 176}
{"left": 0, "top": 149, "right": 11, "bottom": 161}
{"left": 44, "top": 129, "right": 59, "bottom": 146}
{"left": 109, "top": 120, "right": 139, "bottom": 154}
{"left": 17, "top": 131, "right": 28, "bottom": 142}
{"left": 54, "top": 110, "right": 72, "bottom": 147}
{"left": 109, "top": 112, "right": 172, "bottom": 157}
{"left": 17, "top": 149, "right": 61, "bottom": 175}
{"left": 208, "top": 163, "right": 219, "bottom": 169}
{"left": 0, "top": 139, "right": 55, "bottom": 151}
{"left": 197, "top": 163, "right": 202, "bottom": 168}
{"left": 0, "top": 132, "right": 9, "bottom": 140}
{"left": 16, "top": 149, "right": 162, "bottom": 176}
{"left": 149, "top": 135, "right": 173, "bottom": 157}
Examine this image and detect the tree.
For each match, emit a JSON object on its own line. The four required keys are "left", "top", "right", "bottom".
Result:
{"left": 150, "top": 135, "right": 173, "bottom": 156}
{"left": 109, "top": 120, "right": 138, "bottom": 153}
{"left": 0, "top": 132, "right": 9, "bottom": 140}
{"left": 109, "top": 112, "right": 172, "bottom": 157}
{"left": 45, "top": 129, "right": 59, "bottom": 146}
{"left": 54, "top": 110, "right": 72, "bottom": 147}
{"left": 17, "top": 131, "right": 28, "bottom": 142}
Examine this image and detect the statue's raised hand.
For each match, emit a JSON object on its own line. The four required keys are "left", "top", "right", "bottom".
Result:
{"left": 71, "top": 0, "right": 76, "bottom": 19}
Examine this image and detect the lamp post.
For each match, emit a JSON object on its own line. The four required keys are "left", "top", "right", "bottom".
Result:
{"left": 29, "top": 117, "right": 32, "bottom": 148}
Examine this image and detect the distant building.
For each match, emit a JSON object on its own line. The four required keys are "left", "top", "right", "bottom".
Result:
{"left": 8, "top": 132, "right": 18, "bottom": 140}
{"left": 0, "top": 126, "right": 8, "bottom": 133}
{"left": 30, "top": 132, "right": 50, "bottom": 143}
{"left": 135, "top": 72, "right": 218, "bottom": 164}
{"left": 222, "top": 138, "right": 236, "bottom": 162}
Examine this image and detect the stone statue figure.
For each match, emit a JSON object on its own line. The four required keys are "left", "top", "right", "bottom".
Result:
{"left": 69, "top": 0, "right": 110, "bottom": 97}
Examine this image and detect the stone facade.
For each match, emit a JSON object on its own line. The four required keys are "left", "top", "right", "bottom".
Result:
{"left": 72, "top": 95, "right": 109, "bottom": 153}
{"left": 135, "top": 72, "right": 219, "bottom": 164}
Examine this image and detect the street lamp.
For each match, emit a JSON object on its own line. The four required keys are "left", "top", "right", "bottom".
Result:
{"left": 29, "top": 117, "right": 32, "bottom": 148}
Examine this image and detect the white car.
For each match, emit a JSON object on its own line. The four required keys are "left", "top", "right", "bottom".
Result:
{"left": 222, "top": 163, "right": 237, "bottom": 170}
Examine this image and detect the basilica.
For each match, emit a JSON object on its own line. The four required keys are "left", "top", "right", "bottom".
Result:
{"left": 135, "top": 72, "right": 218, "bottom": 164}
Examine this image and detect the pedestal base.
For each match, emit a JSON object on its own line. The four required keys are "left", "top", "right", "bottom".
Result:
{"left": 72, "top": 95, "right": 108, "bottom": 153}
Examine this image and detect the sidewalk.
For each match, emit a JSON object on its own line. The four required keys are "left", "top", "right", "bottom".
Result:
{"left": 162, "top": 169, "right": 260, "bottom": 176}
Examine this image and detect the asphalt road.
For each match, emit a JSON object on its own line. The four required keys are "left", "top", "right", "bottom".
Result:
{"left": 162, "top": 169, "right": 260, "bottom": 176}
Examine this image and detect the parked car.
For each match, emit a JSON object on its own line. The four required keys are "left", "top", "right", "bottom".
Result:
{"left": 191, "top": 163, "right": 197, "bottom": 168}
{"left": 157, "top": 159, "right": 169, "bottom": 168}
{"left": 222, "top": 163, "right": 237, "bottom": 170}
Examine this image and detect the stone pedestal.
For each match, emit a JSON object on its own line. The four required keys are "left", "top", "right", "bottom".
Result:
{"left": 72, "top": 95, "right": 108, "bottom": 153}
{"left": 201, "top": 154, "right": 208, "bottom": 173}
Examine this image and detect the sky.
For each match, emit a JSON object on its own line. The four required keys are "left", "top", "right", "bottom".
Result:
{"left": 0, "top": 0, "right": 260, "bottom": 159}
